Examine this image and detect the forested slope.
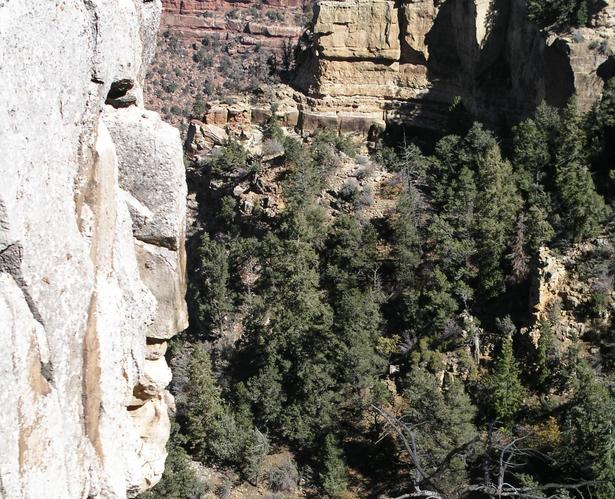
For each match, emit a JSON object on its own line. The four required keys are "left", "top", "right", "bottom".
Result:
{"left": 143, "top": 70, "right": 615, "bottom": 497}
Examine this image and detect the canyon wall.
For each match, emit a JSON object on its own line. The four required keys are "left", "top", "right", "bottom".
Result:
{"left": 160, "top": 0, "right": 308, "bottom": 50}
{"left": 293, "top": 0, "right": 615, "bottom": 132}
{"left": 0, "top": 1, "right": 187, "bottom": 497}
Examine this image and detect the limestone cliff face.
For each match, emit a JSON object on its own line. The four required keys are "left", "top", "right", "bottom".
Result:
{"left": 0, "top": 1, "right": 187, "bottom": 497}
{"left": 293, "top": 0, "right": 615, "bottom": 132}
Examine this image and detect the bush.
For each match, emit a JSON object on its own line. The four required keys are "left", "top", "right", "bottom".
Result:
{"left": 339, "top": 181, "right": 360, "bottom": 203}
{"left": 226, "top": 8, "right": 240, "bottom": 19}
{"left": 266, "top": 10, "right": 284, "bottom": 22}
{"left": 202, "top": 141, "right": 249, "bottom": 178}
{"left": 262, "top": 139, "right": 285, "bottom": 158}
{"left": 267, "top": 457, "right": 299, "bottom": 492}
{"left": 163, "top": 81, "right": 179, "bottom": 94}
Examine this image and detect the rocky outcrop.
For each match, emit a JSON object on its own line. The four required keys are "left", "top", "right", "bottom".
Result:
{"left": 528, "top": 241, "right": 614, "bottom": 355}
{"left": 0, "top": 1, "right": 187, "bottom": 497}
{"left": 293, "top": 0, "right": 615, "bottom": 132}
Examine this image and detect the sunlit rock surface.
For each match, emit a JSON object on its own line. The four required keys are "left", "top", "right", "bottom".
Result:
{"left": 0, "top": 1, "right": 187, "bottom": 497}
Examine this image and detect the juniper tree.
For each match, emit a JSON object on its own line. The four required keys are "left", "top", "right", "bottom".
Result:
{"left": 403, "top": 368, "right": 479, "bottom": 493}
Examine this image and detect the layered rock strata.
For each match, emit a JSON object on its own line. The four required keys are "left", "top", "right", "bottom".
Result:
{"left": 161, "top": 0, "right": 307, "bottom": 50}
{"left": 293, "top": 0, "right": 615, "bottom": 132}
{"left": 0, "top": 1, "right": 187, "bottom": 497}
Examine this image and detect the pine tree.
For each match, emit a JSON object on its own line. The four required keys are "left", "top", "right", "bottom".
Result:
{"left": 403, "top": 368, "right": 478, "bottom": 493}
{"left": 183, "top": 345, "right": 227, "bottom": 461}
{"left": 535, "top": 320, "right": 558, "bottom": 389}
{"left": 184, "top": 345, "right": 257, "bottom": 466}
{"left": 192, "top": 234, "right": 232, "bottom": 337}
{"left": 489, "top": 336, "right": 526, "bottom": 424}
{"left": 245, "top": 230, "right": 337, "bottom": 447}
{"left": 587, "top": 78, "right": 615, "bottom": 198}
{"left": 474, "top": 143, "right": 522, "bottom": 297}
{"left": 555, "top": 99, "right": 610, "bottom": 242}
{"left": 320, "top": 434, "right": 349, "bottom": 497}
{"left": 512, "top": 116, "right": 552, "bottom": 194}
{"left": 560, "top": 361, "right": 615, "bottom": 499}
{"left": 392, "top": 188, "right": 425, "bottom": 332}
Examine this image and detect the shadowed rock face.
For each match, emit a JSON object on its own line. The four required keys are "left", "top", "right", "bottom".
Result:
{"left": 293, "top": 0, "right": 615, "bottom": 133}
{"left": 0, "top": 1, "right": 187, "bottom": 497}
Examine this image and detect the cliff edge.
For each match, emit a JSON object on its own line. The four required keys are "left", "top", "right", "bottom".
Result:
{"left": 0, "top": 1, "right": 187, "bottom": 497}
{"left": 292, "top": 0, "right": 615, "bottom": 132}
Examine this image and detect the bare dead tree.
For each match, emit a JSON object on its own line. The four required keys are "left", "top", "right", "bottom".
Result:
{"left": 373, "top": 405, "right": 602, "bottom": 499}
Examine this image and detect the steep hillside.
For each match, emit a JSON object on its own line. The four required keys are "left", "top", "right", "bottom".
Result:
{"left": 145, "top": 0, "right": 314, "bottom": 127}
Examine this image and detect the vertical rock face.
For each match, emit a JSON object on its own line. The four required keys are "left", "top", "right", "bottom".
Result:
{"left": 0, "top": 1, "right": 187, "bottom": 497}
{"left": 294, "top": 0, "right": 615, "bottom": 132}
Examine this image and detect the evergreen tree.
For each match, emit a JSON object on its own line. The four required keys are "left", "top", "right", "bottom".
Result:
{"left": 324, "top": 216, "right": 385, "bottom": 402}
{"left": 392, "top": 188, "right": 425, "bottom": 332}
{"left": 588, "top": 78, "right": 615, "bottom": 199}
{"left": 535, "top": 319, "right": 559, "bottom": 389}
{"left": 403, "top": 368, "right": 478, "bottom": 493}
{"left": 474, "top": 143, "right": 522, "bottom": 296}
{"left": 512, "top": 107, "right": 559, "bottom": 252}
{"left": 184, "top": 345, "right": 262, "bottom": 467}
{"left": 560, "top": 361, "right": 615, "bottom": 498}
{"left": 489, "top": 336, "right": 526, "bottom": 424}
{"left": 555, "top": 100, "right": 610, "bottom": 242}
{"left": 527, "top": 0, "right": 606, "bottom": 30}
{"left": 320, "top": 434, "right": 349, "bottom": 497}
{"left": 245, "top": 230, "right": 338, "bottom": 447}
{"left": 192, "top": 234, "right": 232, "bottom": 337}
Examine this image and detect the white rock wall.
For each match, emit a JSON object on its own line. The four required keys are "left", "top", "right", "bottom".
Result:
{"left": 0, "top": 1, "right": 187, "bottom": 497}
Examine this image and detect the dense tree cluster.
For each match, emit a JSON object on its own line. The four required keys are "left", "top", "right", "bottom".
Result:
{"left": 146, "top": 90, "right": 614, "bottom": 498}
{"left": 526, "top": 0, "right": 608, "bottom": 30}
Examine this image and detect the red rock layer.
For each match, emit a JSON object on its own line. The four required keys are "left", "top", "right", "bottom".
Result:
{"left": 160, "top": 0, "right": 310, "bottom": 48}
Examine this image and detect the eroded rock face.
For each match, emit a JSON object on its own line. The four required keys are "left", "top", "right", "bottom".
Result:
{"left": 0, "top": 1, "right": 187, "bottom": 497}
{"left": 294, "top": 0, "right": 615, "bottom": 132}
{"left": 528, "top": 241, "right": 614, "bottom": 355}
{"left": 160, "top": 0, "right": 306, "bottom": 48}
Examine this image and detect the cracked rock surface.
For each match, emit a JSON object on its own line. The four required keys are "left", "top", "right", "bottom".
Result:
{"left": 0, "top": 1, "right": 187, "bottom": 497}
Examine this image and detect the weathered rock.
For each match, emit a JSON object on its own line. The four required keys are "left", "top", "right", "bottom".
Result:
{"left": 293, "top": 0, "right": 615, "bottom": 131}
{"left": 186, "top": 121, "right": 229, "bottom": 152}
{"left": 0, "top": 1, "right": 186, "bottom": 497}
{"left": 104, "top": 107, "right": 187, "bottom": 251}
{"left": 138, "top": 357, "right": 174, "bottom": 398}
{"left": 528, "top": 241, "right": 614, "bottom": 354}
{"left": 135, "top": 239, "right": 189, "bottom": 340}
{"left": 314, "top": 0, "right": 400, "bottom": 60}
{"left": 127, "top": 394, "right": 171, "bottom": 496}
{"left": 160, "top": 0, "right": 307, "bottom": 47}
{"left": 146, "top": 339, "right": 169, "bottom": 361}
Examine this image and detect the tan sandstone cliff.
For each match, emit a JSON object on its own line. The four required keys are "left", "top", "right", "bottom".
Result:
{"left": 292, "top": 0, "right": 615, "bottom": 133}
{"left": 0, "top": 1, "right": 187, "bottom": 497}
